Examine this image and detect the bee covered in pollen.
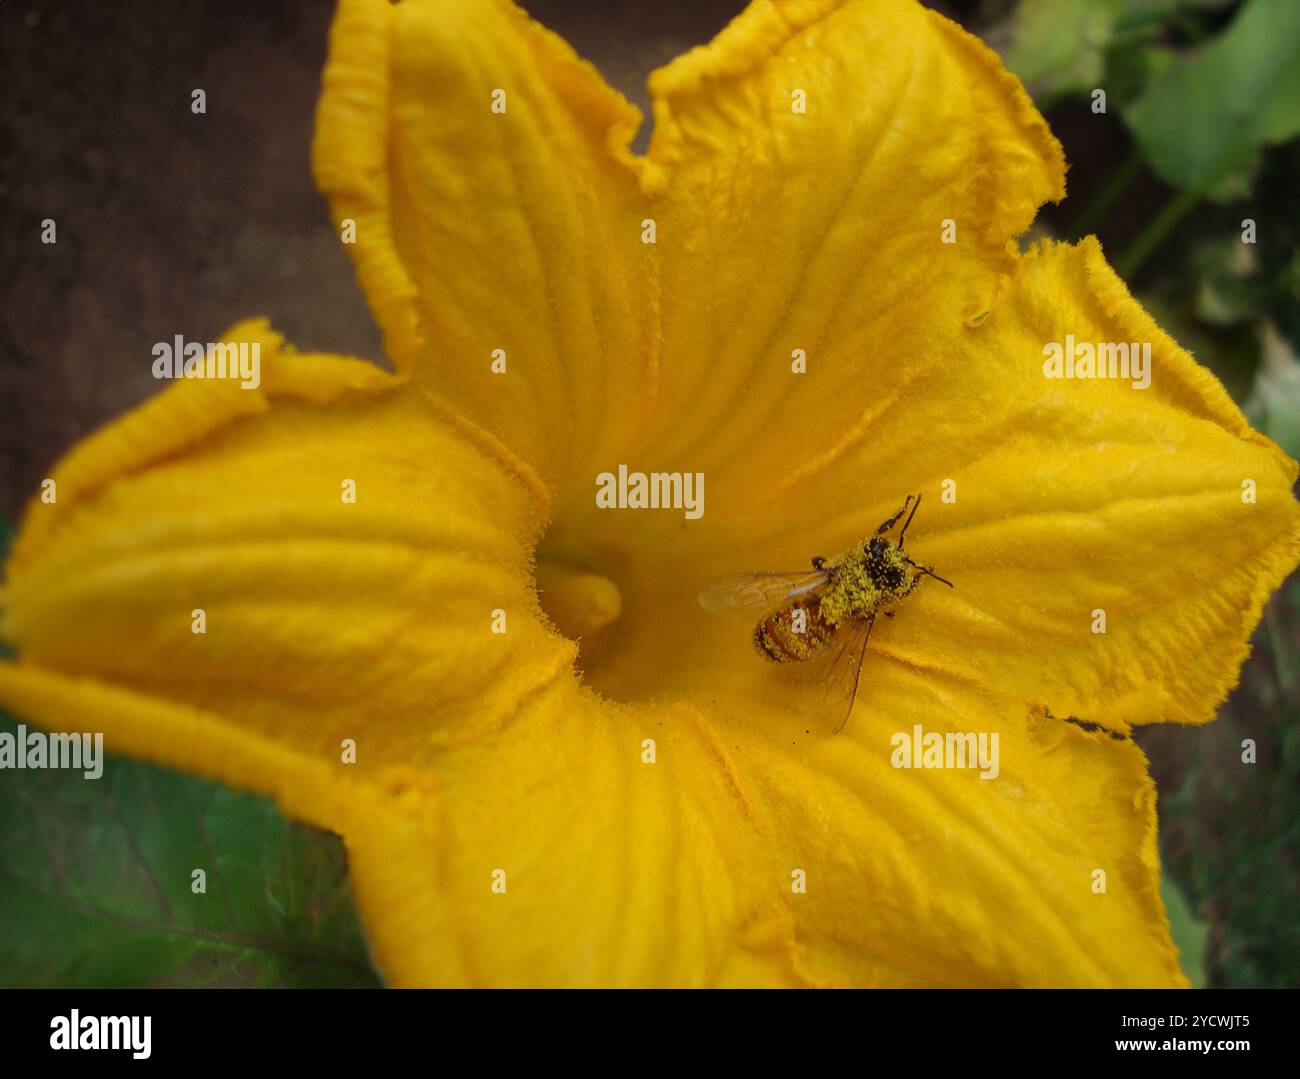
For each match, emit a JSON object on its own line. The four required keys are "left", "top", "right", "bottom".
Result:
{"left": 698, "top": 494, "right": 952, "bottom": 734}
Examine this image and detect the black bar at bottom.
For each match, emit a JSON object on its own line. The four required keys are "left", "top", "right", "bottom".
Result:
{"left": 0, "top": 988, "right": 1288, "bottom": 1066}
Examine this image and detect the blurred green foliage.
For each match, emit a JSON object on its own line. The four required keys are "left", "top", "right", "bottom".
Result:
{"left": 1010, "top": 0, "right": 1300, "bottom": 199}
{"left": 0, "top": 710, "right": 381, "bottom": 988}
{"left": 1156, "top": 598, "right": 1300, "bottom": 988}
{"left": 1123, "top": 0, "right": 1300, "bottom": 199}
{"left": 1162, "top": 873, "right": 1209, "bottom": 987}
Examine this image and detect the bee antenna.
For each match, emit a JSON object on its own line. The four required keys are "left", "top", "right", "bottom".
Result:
{"left": 898, "top": 492, "right": 922, "bottom": 545}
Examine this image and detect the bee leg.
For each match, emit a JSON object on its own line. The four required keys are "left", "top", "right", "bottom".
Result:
{"left": 906, "top": 558, "right": 954, "bottom": 588}
{"left": 874, "top": 494, "right": 915, "bottom": 536}
{"left": 811, "top": 556, "right": 827, "bottom": 571}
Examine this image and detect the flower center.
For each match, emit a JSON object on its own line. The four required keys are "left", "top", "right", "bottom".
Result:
{"left": 535, "top": 557, "right": 623, "bottom": 671}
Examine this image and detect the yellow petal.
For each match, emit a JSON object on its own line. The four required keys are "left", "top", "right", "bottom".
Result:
{"left": 314, "top": 0, "right": 657, "bottom": 488}
{"left": 0, "top": 322, "right": 798, "bottom": 986}
{"left": 0, "top": 322, "right": 1187, "bottom": 986}
{"left": 639, "top": 0, "right": 1064, "bottom": 477}
{"left": 728, "top": 661, "right": 1188, "bottom": 987}
{"left": 0, "top": 309, "right": 1214, "bottom": 987}
{"left": 338, "top": 658, "right": 1188, "bottom": 987}
{"left": 1, "top": 321, "right": 565, "bottom": 781}
{"left": 0, "top": 655, "right": 807, "bottom": 986}
{"left": 582, "top": 240, "right": 1298, "bottom": 734}
{"left": 876, "top": 239, "right": 1300, "bottom": 728}
{"left": 338, "top": 682, "right": 814, "bottom": 988}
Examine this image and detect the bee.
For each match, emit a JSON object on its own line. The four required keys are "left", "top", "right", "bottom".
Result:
{"left": 698, "top": 494, "right": 952, "bottom": 734}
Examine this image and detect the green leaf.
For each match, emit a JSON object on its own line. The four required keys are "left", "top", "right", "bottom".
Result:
{"left": 1116, "top": 0, "right": 1235, "bottom": 25}
{"left": 1161, "top": 872, "right": 1209, "bottom": 987}
{"left": 1123, "top": 0, "right": 1300, "bottom": 199}
{"left": 1007, "top": 0, "right": 1120, "bottom": 105}
{"left": 0, "top": 715, "right": 381, "bottom": 987}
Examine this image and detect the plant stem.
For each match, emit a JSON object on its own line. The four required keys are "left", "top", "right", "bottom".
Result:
{"left": 1117, "top": 187, "right": 1202, "bottom": 280}
{"left": 1068, "top": 150, "right": 1144, "bottom": 241}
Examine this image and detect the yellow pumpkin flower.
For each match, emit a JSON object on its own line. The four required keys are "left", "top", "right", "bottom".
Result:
{"left": 2, "top": 0, "right": 1297, "bottom": 988}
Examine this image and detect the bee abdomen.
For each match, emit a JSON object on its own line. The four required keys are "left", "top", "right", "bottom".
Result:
{"left": 754, "top": 600, "right": 837, "bottom": 662}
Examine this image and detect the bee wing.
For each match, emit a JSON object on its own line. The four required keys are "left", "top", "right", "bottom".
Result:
{"left": 815, "top": 615, "right": 874, "bottom": 735}
{"left": 698, "top": 570, "right": 830, "bottom": 614}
